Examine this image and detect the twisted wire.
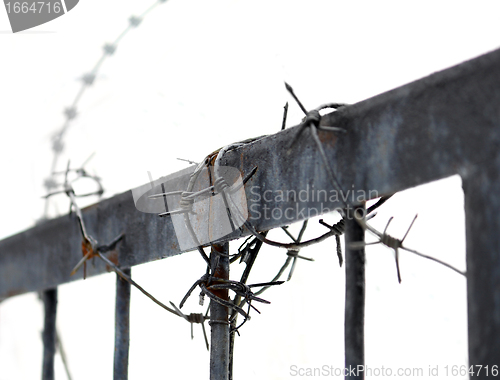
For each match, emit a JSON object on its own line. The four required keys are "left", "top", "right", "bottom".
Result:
{"left": 42, "top": 0, "right": 170, "bottom": 220}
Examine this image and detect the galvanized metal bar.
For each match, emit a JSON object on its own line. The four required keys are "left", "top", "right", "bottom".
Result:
{"left": 42, "top": 288, "right": 57, "bottom": 380}
{"left": 114, "top": 268, "right": 131, "bottom": 380}
{"left": 462, "top": 157, "right": 500, "bottom": 374}
{"left": 209, "top": 243, "right": 230, "bottom": 380}
{"left": 2, "top": 47, "right": 500, "bottom": 300}
{"left": 344, "top": 206, "right": 365, "bottom": 380}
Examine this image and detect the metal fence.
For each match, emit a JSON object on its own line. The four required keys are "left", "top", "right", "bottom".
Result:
{"left": 1, "top": 45, "right": 500, "bottom": 379}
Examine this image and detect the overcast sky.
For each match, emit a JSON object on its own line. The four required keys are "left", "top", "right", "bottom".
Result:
{"left": 1, "top": 1, "right": 499, "bottom": 379}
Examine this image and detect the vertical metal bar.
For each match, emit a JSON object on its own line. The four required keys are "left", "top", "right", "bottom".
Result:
{"left": 210, "top": 243, "right": 230, "bottom": 380}
{"left": 114, "top": 268, "right": 131, "bottom": 380}
{"left": 462, "top": 160, "right": 500, "bottom": 376}
{"left": 344, "top": 205, "right": 366, "bottom": 380}
{"left": 42, "top": 288, "right": 58, "bottom": 380}
{"left": 228, "top": 235, "right": 266, "bottom": 380}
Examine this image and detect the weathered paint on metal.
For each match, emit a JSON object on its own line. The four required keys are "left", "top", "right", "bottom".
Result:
{"left": 0, "top": 46, "right": 499, "bottom": 372}
{"left": 462, "top": 155, "right": 500, "bottom": 375}
{"left": 114, "top": 268, "right": 131, "bottom": 380}
{"left": 344, "top": 206, "right": 366, "bottom": 380}
{"left": 210, "top": 243, "right": 230, "bottom": 380}
{"left": 2, "top": 48, "right": 500, "bottom": 298}
{"left": 42, "top": 288, "right": 57, "bottom": 380}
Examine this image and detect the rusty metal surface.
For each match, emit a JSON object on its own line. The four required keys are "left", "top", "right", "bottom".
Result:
{"left": 0, "top": 187, "right": 180, "bottom": 300}
{"left": 1, "top": 47, "right": 500, "bottom": 303}
{"left": 209, "top": 243, "right": 230, "bottom": 380}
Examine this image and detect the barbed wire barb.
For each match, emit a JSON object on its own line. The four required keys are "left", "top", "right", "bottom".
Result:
{"left": 42, "top": 0, "right": 170, "bottom": 220}
{"left": 352, "top": 214, "right": 466, "bottom": 279}
{"left": 169, "top": 302, "right": 209, "bottom": 350}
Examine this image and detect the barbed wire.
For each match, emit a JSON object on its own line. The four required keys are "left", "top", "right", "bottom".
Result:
{"left": 41, "top": 0, "right": 170, "bottom": 221}
{"left": 282, "top": 83, "right": 466, "bottom": 282}
{"left": 43, "top": 159, "right": 213, "bottom": 350}
{"left": 36, "top": 1, "right": 216, "bottom": 375}
{"left": 151, "top": 83, "right": 466, "bottom": 328}
{"left": 174, "top": 86, "right": 467, "bottom": 380}
{"left": 35, "top": 0, "right": 467, "bottom": 373}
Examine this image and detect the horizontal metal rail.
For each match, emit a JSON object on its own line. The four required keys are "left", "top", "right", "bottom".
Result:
{"left": 2, "top": 48, "right": 500, "bottom": 376}
{"left": 1, "top": 47, "right": 500, "bottom": 300}
{"left": 1, "top": 46, "right": 499, "bottom": 376}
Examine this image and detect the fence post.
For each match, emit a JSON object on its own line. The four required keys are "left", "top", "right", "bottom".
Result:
{"left": 344, "top": 206, "right": 366, "bottom": 380}
{"left": 209, "top": 243, "right": 230, "bottom": 380}
{"left": 42, "top": 288, "right": 58, "bottom": 380}
{"left": 114, "top": 268, "right": 131, "bottom": 379}
{"left": 462, "top": 159, "right": 500, "bottom": 376}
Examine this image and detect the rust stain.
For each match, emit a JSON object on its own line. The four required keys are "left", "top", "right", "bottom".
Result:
{"left": 81, "top": 238, "right": 96, "bottom": 259}
{"left": 207, "top": 280, "right": 228, "bottom": 301}
{"left": 81, "top": 238, "right": 97, "bottom": 279}
{"left": 105, "top": 250, "right": 120, "bottom": 272}
{"left": 317, "top": 128, "right": 339, "bottom": 147}
{"left": 5, "top": 288, "right": 26, "bottom": 298}
{"left": 208, "top": 151, "right": 220, "bottom": 166}
{"left": 81, "top": 201, "right": 100, "bottom": 212}
{"left": 208, "top": 244, "right": 229, "bottom": 301}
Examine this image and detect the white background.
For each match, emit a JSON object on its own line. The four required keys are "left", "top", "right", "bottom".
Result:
{"left": 1, "top": 0, "right": 499, "bottom": 379}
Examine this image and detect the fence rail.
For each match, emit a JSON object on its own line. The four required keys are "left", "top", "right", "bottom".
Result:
{"left": 1, "top": 47, "right": 500, "bottom": 378}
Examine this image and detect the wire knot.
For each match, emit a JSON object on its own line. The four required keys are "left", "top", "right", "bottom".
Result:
{"left": 180, "top": 191, "right": 195, "bottom": 212}
{"left": 214, "top": 176, "right": 229, "bottom": 194}
{"left": 301, "top": 109, "right": 321, "bottom": 126}
{"left": 320, "top": 218, "right": 345, "bottom": 235}
{"left": 208, "top": 319, "right": 230, "bottom": 326}
{"left": 381, "top": 233, "right": 402, "bottom": 250}
{"left": 187, "top": 313, "right": 205, "bottom": 324}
